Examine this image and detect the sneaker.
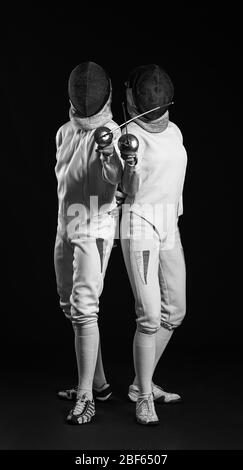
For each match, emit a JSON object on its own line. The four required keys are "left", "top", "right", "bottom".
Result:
{"left": 136, "top": 393, "right": 159, "bottom": 425}
{"left": 58, "top": 386, "right": 78, "bottom": 401}
{"left": 58, "top": 383, "right": 112, "bottom": 402}
{"left": 66, "top": 394, "right": 95, "bottom": 425}
{"left": 128, "top": 383, "right": 181, "bottom": 403}
{"left": 93, "top": 384, "right": 112, "bottom": 401}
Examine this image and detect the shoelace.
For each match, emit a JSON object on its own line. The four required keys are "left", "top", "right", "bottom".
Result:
{"left": 137, "top": 395, "right": 153, "bottom": 415}
{"left": 73, "top": 395, "right": 88, "bottom": 415}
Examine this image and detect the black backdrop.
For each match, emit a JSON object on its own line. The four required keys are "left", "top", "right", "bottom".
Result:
{"left": 1, "top": 6, "right": 240, "bottom": 376}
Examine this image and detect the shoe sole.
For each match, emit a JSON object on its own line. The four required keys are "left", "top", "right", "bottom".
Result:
{"left": 136, "top": 417, "right": 159, "bottom": 426}
{"left": 95, "top": 393, "right": 112, "bottom": 402}
{"left": 66, "top": 417, "right": 95, "bottom": 425}
{"left": 155, "top": 396, "right": 182, "bottom": 404}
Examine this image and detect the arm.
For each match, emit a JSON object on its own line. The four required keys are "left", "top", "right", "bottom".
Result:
{"left": 94, "top": 126, "right": 123, "bottom": 185}
{"left": 119, "top": 133, "right": 141, "bottom": 197}
{"left": 121, "top": 159, "right": 140, "bottom": 197}
{"left": 100, "top": 144, "right": 124, "bottom": 185}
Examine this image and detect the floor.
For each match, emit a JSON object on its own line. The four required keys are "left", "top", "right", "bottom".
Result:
{"left": 1, "top": 346, "right": 242, "bottom": 452}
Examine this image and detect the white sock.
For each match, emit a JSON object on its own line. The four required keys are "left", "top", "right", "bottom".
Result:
{"left": 73, "top": 323, "right": 99, "bottom": 401}
{"left": 133, "top": 329, "right": 156, "bottom": 396}
{"left": 133, "top": 326, "right": 173, "bottom": 388}
{"left": 153, "top": 326, "right": 173, "bottom": 372}
{"left": 72, "top": 325, "right": 107, "bottom": 390}
{"left": 93, "top": 337, "right": 107, "bottom": 390}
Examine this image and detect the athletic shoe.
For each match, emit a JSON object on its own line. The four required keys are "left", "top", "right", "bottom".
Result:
{"left": 66, "top": 394, "right": 95, "bottom": 425}
{"left": 58, "top": 386, "right": 78, "bottom": 401}
{"left": 136, "top": 393, "right": 159, "bottom": 425}
{"left": 58, "top": 383, "right": 112, "bottom": 402}
{"left": 93, "top": 384, "right": 112, "bottom": 401}
{"left": 128, "top": 383, "right": 181, "bottom": 403}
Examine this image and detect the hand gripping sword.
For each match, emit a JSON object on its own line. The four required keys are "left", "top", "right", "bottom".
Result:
{"left": 94, "top": 101, "right": 174, "bottom": 148}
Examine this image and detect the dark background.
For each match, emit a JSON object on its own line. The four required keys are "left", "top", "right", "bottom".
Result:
{"left": 1, "top": 6, "right": 241, "bottom": 452}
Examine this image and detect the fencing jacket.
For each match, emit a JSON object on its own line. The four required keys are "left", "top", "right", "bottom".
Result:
{"left": 121, "top": 120, "right": 187, "bottom": 238}
{"left": 55, "top": 113, "right": 122, "bottom": 241}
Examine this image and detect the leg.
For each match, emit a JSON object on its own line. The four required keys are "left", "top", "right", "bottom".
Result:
{"left": 73, "top": 323, "right": 99, "bottom": 399}
{"left": 93, "top": 340, "right": 107, "bottom": 389}
{"left": 149, "top": 227, "right": 186, "bottom": 402}
{"left": 153, "top": 327, "right": 173, "bottom": 374}
{"left": 159, "top": 227, "right": 186, "bottom": 331}
{"left": 133, "top": 226, "right": 186, "bottom": 377}
{"left": 121, "top": 213, "right": 161, "bottom": 424}
{"left": 121, "top": 214, "right": 161, "bottom": 394}
{"left": 130, "top": 326, "right": 180, "bottom": 404}
{"left": 67, "top": 233, "right": 115, "bottom": 424}
{"left": 66, "top": 238, "right": 102, "bottom": 425}
{"left": 93, "top": 235, "right": 114, "bottom": 392}
{"left": 132, "top": 327, "right": 173, "bottom": 387}
{"left": 54, "top": 232, "right": 73, "bottom": 320}
{"left": 54, "top": 233, "right": 110, "bottom": 400}
{"left": 121, "top": 218, "right": 184, "bottom": 405}
{"left": 70, "top": 238, "right": 104, "bottom": 398}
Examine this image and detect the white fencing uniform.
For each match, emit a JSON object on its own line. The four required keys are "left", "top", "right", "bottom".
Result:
{"left": 54, "top": 110, "right": 122, "bottom": 326}
{"left": 120, "top": 117, "right": 187, "bottom": 333}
